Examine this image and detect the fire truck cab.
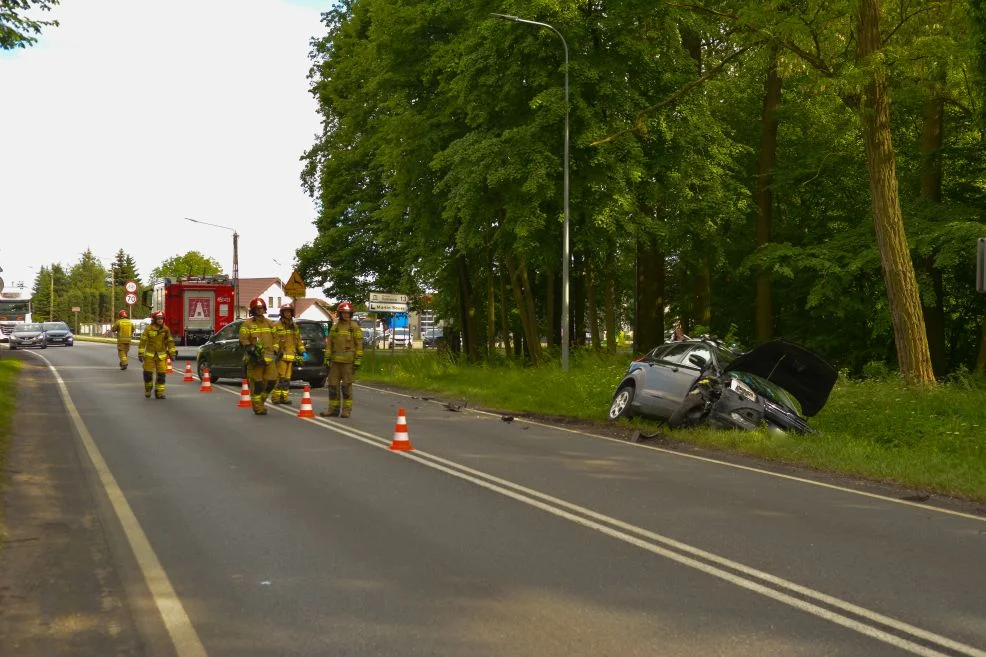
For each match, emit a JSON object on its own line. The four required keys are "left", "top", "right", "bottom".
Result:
{"left": 149, "top": 276, "right": 235, "bottom": 346}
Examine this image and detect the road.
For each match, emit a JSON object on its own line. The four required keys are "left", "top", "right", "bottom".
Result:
{"left": 3, "top": 341, "right": 986, "bottom": 657}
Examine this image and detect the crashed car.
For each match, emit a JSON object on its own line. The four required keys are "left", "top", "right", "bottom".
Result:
{"left": 607, "top": 338, "right": 836, "bottom": 434}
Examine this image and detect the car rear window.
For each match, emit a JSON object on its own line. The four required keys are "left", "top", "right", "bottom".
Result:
{"left": 299, "top": 322, "right": 327, "bottom": 341}
{"left": 43, "top": 322, "right": 70, "bottom": 331}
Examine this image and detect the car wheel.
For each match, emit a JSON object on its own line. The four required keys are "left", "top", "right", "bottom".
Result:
{"left": 308, "top": 377, "right": 326, "bottom": 389}
{"left": 608, "top": 384, "right": 634, "bottom": 420}
{"left": 41, "top": 342, "right": 47, "bottom": 349}
{"left": 198, "top": 359, "right": 217, "bottom": 383}
{"left": 9, "top": 345, "right": 16, "bottom": 351}
{"left": 668, "top": 394, "right": 706, "bottom": 429}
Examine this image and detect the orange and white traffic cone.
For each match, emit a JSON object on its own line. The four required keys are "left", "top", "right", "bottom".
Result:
{"left": 237, "top": 379, "right": 252, "bottom": 408}
{"left": 296, "top": 384, "right": 315, "bottom": 418}
{"left": 389, "top": 407, "right": 414, "bottom": 451}
{"left": 183, "top": 362, "right": 194, "bottom": 382}
{"left": 166, "top": 356, "right": 174, "bottom": 374}
{"left": 199, "top": 368, "right": 214, "bottom": 393}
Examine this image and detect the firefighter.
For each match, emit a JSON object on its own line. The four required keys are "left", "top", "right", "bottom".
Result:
{"left": 272, "top": 303, "right": 306, "bottom": 404}
{"left": 321, "top": 301, "right": 363, "bottom": 418}
{"left": 137, "top": 311, "right": 177, "bottom": 399}
{"left": 239, "top": 297, "right": 279, "bottom": 415}
{"left": 111, "top": 309, "right": 133, "bottom": 370}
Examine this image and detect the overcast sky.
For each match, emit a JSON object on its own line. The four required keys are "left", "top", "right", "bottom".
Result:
{"left": 0, "top": 0, "right": 328, "bottom": 295}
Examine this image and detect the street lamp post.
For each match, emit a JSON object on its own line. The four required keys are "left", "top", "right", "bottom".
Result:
{"left": 185, "top": 217, "right": 240, "bottom": 318}
{"left": 491, "top": 13, "right": 571, "bottom": 370}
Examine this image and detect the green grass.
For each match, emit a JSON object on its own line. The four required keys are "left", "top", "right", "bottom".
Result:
{"left": 0, "top": 358, "right": 21, "bottom": 534}
{"left": 360, "top": 349, "right": 986, "bottom": 502}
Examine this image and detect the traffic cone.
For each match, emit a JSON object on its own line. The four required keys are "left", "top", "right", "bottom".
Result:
{"left": 183, "top": 362, "right": 194, "bottom": 382}
{"left": 296, "top": 384, "right": 315, "bottom": 418}
{"left": 199, "top": 368, "right": 214, "bottom": 392}
{"left": 389, "top": 407, "right": 414, "bottom": 451}
{"left": 166, "top": 356, "right": 174, "bottom": 374}
{"left": 237, "top": 379, "right": 252, "bottom": 408}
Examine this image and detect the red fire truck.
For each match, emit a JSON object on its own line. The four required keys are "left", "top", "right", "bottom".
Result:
{"left": 147, "top": 276, "right": 235, "bottom": 345}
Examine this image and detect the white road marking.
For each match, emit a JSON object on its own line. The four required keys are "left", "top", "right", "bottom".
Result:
{"left": 31, "top": 352, "right": 209, "bottom": 657}
{"left": 359, "top": 383, "right": 986, "bottom": 522}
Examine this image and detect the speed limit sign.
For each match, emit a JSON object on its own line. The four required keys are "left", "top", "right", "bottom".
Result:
{"left": 125, "top": 292, "right": 138, "bottom": 305}
{"left": 125, "top": 280, "right": 137, "bottom": 293}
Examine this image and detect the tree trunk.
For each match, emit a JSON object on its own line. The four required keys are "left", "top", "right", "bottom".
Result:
{"left": 456, "top": 253, "right": 480, "bottom": 363}
{"left": 499, "top": 268, "right": 512, "bottom": 358}
{"left": 605, "top": 268, "right": 617, "bottom": 352}
{"left": 572, "top": 252, "right": 586, "bottom": 347}
{"left": 545, "top": 269, "right": 558, "bottom": 347}
{"left": 977, "top": 321, "right": 986, "bottom": 372}
{"left": 506, "top": 253, "right": 542, "bottom": 364}
{"left": 635, "top": 233, "right": 665, "bottom": 351}
{"left": 919, "top": 65, "right": 948, "bottom": 375}
{"left": 691, "top": 260, "right": 711, "bottom": 330}
{"left": 857, "top": 0, "right": 935, "bottom": 385}
{"left": 755, "top": 43, "right": 781, "bottom": 343}
{"left": 586, "top": 255, "right": 601, "bottom": 349}
{"left": 486, "top": 247, "right": 496, "bottom": 356}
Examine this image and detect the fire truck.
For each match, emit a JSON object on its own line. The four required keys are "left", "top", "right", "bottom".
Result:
{"left": 147, "top": 276, "right": 235, "bottom": 346}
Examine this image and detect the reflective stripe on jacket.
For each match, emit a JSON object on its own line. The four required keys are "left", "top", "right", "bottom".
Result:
{"left": 112, "top": 318, "right": 133, "bottom": 342}
{"left": 326, "top": 319, "right": 363, "bottom": 364}
{"left": 138, "top": 325, "right": 175, "bottom": 359}
{"left": 274, "top": 319, "right": 305, "bottom": 361}
{"left": 239, "top": 317, "right": 278, "bottom": 362}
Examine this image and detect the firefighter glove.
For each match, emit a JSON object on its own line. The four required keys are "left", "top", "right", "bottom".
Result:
{"left": 137, "top": 354, "right": 144, "bottom": 363}
{"left": 353, "top": 357, "right": 362, "bottom": 370}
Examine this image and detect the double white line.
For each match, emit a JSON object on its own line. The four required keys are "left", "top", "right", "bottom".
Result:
{"left": 303, "top": 411, "right": 986, "bottom": 657}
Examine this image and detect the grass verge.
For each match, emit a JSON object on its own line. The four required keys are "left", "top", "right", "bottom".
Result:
{"left": 360, "top": 349, "right": 986, "bottom": 502}
{"left": 0, "top": 357, "right": 22, "bottom": 538}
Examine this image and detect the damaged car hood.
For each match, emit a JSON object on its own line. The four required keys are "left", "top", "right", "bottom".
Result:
{"left": 726, "top": 340, "right": 837, "bottom": 417}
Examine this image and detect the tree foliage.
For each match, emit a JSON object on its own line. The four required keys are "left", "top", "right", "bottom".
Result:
{"left": 297, "top": 0, "right": 986, "bottom": 377}
{"left": 150, "top": 251, "right": 222, "bottom": 284}
{"left": 0, "top": 0, "right": 59, "bottom": 50}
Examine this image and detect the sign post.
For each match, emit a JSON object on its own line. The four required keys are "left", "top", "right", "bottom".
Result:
{"left": 978, "top": 238, "right": 986, "bottom": 294}
{"left": 72, "top": 306, "right": 80, "bottom": 333}
{"left": 367, "top": 293, "right": 409, "bottom": 349}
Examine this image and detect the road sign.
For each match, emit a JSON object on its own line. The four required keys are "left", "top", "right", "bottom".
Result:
{"left": 72, "top": 306, "right": 81, "bottom": 312}
{"left": 367, "top": 301, "right": 409, "bottom": 313}
{"left": 284, "top": 270, "right": 306, "bottom": 297}
{"left": 369, "top": 292, "right": 408, "bottom": 303}
{"left": 125, "top": 280, "right": 137, "bottom": 293}
{"left": 125, "top": 293, "right": 138, "bottom": 305}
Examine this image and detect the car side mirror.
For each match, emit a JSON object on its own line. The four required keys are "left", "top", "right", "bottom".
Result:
{"left": 688, "top": 354, "right": 708, "bottom": 369}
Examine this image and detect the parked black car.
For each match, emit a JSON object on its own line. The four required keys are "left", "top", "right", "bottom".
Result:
{"left": 607, "top": 338, "right": 836, "bottom": 434}
{"left": 196, "top": 319, "right": 329, "bottom": 388}
{"left": 422, "top": 327, "right": 444, "bottom": 348}
{"left": 42, "top": 321, "right": 74, "bottom": 346}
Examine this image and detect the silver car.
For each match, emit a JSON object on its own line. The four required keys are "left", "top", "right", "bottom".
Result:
{"left": 9, "top": 323, "right": 47, "bottom": 350}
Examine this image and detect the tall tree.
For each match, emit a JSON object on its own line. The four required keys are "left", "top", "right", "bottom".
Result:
{"left": 150, "top": 251, "right": 222, "bottom": 283}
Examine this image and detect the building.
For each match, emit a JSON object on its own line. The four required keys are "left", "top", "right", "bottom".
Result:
{"left": 236, "top": 277, "right": 286, "bottom": 318}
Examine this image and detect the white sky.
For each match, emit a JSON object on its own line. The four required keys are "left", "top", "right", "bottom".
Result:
{"left": 0, "top": 0, "right": 328, "bottom": 296}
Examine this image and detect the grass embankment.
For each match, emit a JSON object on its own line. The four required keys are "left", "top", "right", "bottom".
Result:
{"left": 360, "top": 349, "right": 986, "bottom": 502}
{"left": 0, "top": 358, "right": 21, "bottom": 489}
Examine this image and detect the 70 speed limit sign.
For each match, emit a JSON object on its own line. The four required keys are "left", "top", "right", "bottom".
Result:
{"left": 125, "top": 292, "right": 138, "bottom": 305}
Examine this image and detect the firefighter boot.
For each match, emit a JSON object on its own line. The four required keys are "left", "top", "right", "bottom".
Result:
{"left": 143, "top": 371, "right": 153, "bottom": 398}
{"left": 155, "top": 373, "right": 167, "bottom": 399}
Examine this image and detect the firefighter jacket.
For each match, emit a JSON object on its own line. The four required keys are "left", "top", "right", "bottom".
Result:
{"left": 326, "top": 318, "right": 363, "bottom": 364}
{"left": 112, "top": 318, "right": 133, "bottom": 343}
{"left": 239, "top": 316, "right": 279, "bottom": 363}
{"left": 139, "top": 324, "right": 176, "bottom": 360}
{"left": 274, "top": 319, "right": 306, "bottom": 362}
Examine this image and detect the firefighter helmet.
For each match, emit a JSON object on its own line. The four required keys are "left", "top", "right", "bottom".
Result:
{"left": 151, "top": 311, "right": 165, "bottom": 321}
{"left": 249, "top": 297, "right": 267, "bottom": 314}
{"left": 119, "top": 310, "right": 128, "bottom": 318}
{"left": 279, "top": 303, "right": 295, "bottom": 317}
{"left": 337, "top": 301, "right": 353, "bottom": 314}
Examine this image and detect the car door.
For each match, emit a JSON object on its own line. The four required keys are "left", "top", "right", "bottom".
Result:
{"left": 636, "top": 343, "right": 697, "bottom": 417}
{"left": 659, "top": 344, "right": 714, "bottom": 409}
{"left": 209, "top": 322, "right": 242, "bottom": 378}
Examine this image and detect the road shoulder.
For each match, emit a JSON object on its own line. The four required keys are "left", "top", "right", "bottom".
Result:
{"left": 0, "top": 350, "right": 146, "bottom": 657}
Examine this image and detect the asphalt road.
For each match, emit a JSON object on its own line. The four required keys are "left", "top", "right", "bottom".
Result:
{"left": 6, "top": 341, "right": 986, "bottom": 657}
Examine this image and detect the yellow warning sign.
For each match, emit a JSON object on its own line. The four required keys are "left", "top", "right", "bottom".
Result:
{"left": 284, "top": 270, "right": 306, "bottom": 298}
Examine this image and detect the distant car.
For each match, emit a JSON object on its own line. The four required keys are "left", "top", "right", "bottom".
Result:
{"left": 386, "top": 327, "right": 412, "bottom": 349}
{"left": 42, "top": 321, "right": 74, "bottom": 347}
{"left": 607, "top": 338, "right": 836, "bottom": 434}
{"left": 130, "top": 319, "right": 151, "bottom": 341}
{"left": 8, "top": 323, "right": 47, "bottom": 350}
{"left": 196, "top": 319, "right": 330, "bottom": 388}
{"left": 422, "top": 327, "right": 444, "bottom": 347}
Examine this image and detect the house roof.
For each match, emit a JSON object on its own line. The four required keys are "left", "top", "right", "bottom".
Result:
{"left": 294, "top": 298, "right": 333, "bottom": 318}
{"left": 236, "top": 277, "right": 282, "bottom": 304}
